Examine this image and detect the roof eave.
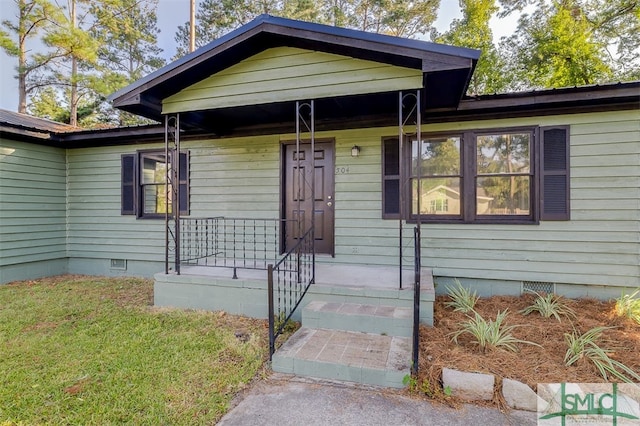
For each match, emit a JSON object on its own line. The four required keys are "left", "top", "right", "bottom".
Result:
{"left": 109, "top": 14, "right": 479, "bottom": 117}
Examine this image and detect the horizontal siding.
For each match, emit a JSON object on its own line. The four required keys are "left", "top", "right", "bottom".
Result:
{"left": 66, "top": 137, "right": 283, "bottom": 263}
{"left": 67, "top": 143, "right": 165, "bottom": 262}
{"left": 0, "top": 139, "right": 67, "bottom": 269}
{"left": 163, "top": 47, "right": 422, "bottom": 113}
{"left": 280, "top": 111, "right": 638, "bottom": 288}
{"left": 61, "top": 109, "right": 640, "bottom": 289}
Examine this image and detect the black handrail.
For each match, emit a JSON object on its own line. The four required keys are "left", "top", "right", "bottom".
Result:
{"left": 412, "top": 226, "right": 421, "bottom": 376}
{"left": 268, "top": 226, "right": 315, "bottom": 358}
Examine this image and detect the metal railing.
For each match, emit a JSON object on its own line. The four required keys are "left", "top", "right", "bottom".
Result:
{"left": 268, "top": 226, "right": 315, "bottom": 358}
{"left": 179, "top": 217, "right": 293, "bottom": 276}
{"left": 412, "top": 226, "right": 421, "bottom": 376}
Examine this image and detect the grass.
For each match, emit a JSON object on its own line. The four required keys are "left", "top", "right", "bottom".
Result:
{"left": 564, "top": 326, "right": 640, "bottom": 383}
{"left": 0, "top": 275, "right": 268, "bottom": 425}
{"left": 614, "top": 288, "right": 640, "bottom": 325}
{"left": 450, "top": 309, "right": 540, "bottom": 353}
{"left": 519, "top": 291, "right": 576, "bottom": 322}
{"left": 444, "top": 279, "right": 478, "bottom": 314}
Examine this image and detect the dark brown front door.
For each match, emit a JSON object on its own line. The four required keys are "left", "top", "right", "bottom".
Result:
{"left": 284, "top": 141, "right": 335, "bottom": 255}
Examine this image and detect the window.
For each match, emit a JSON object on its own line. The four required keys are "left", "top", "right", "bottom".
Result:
{"left": 475, "top": 131, "right": 532, "bottom": 217}
{"left": 411, "top": 136, "right": 462, "bottom": 218}
{"left": 382, "top": 126, "right": 570, "bottom": 223}
{"left": 121, "top": 150, "right": 189, "bottom": 218}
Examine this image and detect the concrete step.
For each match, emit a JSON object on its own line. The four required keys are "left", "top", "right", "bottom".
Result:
{"left": 272, "top": 327, "right": 411, "bottom": 388}
{"left": 302, "top": 301, "right": 412, "bottom": 337}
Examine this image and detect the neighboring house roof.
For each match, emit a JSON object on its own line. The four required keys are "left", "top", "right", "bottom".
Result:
{"left": 426, "top": 184, "right": 493, "bottom": 201}
{"left": 109, "top": 14, "right": 480, "bottom": 131}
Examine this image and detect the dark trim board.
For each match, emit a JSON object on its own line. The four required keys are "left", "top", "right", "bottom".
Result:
{"left": 1, "top": 82, "right": 638, "bottom": 148}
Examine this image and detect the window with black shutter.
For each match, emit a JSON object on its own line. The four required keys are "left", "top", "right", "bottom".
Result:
{"left": 540, "top": 126, "right": 570, "bottom": 220}
{"left": 382, "top": 137, "right": 400, "bottom": 218}
{"left": 121, "top": 150, "right": 189, "bottom": 218}
{"left": 381, "top": 125, "right": 570, "bottom": 223}
{"left": 121, "top": 154, "right": 136, "bottom": 215}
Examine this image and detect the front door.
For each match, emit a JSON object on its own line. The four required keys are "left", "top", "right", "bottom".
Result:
{"left": 283, "top": 140, "right": 335, "bottom": 255}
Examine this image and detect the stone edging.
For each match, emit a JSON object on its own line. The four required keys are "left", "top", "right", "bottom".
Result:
{"left": 442, "top": 368, "right": 539, "bottom": 412}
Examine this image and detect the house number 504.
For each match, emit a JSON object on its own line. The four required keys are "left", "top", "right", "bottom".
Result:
{"left": 335, "top": 167, "right": 350, "bottom": 174}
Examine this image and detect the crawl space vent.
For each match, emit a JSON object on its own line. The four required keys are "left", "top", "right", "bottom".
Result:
{"left": 110, "top": 259, "right": 127, "bottom": 270}
{"left": 522, "top": 281, "right": 555, "bottom": 295}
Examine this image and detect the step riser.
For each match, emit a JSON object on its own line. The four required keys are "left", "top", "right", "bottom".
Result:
{"left": 272, "top": 356, "right": 408, "bottom": 389}
{"left": 302, "top": 301, "right": 413, "bottom": 337}
{"left": 303, "top": 310, "right": 412, "bottom": 337}
{"left": 272, "top": 327, "right": 411, "bottom": 389}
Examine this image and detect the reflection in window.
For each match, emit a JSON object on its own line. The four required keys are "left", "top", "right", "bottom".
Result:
{"left": 411, "top": 136, "right": 461, "bottom": 216}
{"left": 141, "top": 153, "right": 170, "bottom": 215}
{"left": 476, "top": 133, "right": 531, "bottom": 215}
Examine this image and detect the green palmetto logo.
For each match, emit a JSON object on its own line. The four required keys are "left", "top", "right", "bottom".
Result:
{"left": 539, "top": 383, "right": 640, "bottom": 425}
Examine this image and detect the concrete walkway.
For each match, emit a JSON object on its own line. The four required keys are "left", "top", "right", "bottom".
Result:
{"left": 218, "top": 374, "right": 538, "bottom": 426}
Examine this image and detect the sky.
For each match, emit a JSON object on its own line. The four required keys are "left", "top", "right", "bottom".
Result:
{"left": 0, "top": 0, "right": 519, "bottom": 113}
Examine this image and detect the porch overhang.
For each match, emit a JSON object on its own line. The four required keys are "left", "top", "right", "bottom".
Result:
{"left": 108, "top": 14, "right": 479, "bottom": 134}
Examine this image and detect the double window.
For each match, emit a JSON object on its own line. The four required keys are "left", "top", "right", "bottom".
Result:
{"left": 382, "top": 126, "right": 569, "bottom": 223}
{"left": 121, "top": 150, "right": 189, "bottom": 218}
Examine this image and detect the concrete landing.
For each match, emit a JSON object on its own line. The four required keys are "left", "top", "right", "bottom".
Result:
{"left": 272, "top": 327, "right": 411, "bottom": 388}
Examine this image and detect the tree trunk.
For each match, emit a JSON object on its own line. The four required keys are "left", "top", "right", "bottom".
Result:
{"left": 17, "top": 0, "right": 27, "bottom": 114}
{"left": 69, "top": 0, "right": 78, "bottom": 126}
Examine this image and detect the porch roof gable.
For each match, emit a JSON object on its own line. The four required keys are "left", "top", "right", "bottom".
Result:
{"left": 108, "top": 14, "right": 479, "bottom": 128}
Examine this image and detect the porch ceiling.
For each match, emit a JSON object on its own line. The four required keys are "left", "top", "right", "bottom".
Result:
{"left": 108, "top": 15, "right": 479, "bottom": 134}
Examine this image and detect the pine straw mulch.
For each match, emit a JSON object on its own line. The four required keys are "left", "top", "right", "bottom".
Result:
{"left": 413, "top": 293, "right": 640, "bottom": 407}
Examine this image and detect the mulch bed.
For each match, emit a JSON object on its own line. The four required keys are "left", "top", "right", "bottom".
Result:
{"left": 415, "top": 293, "right": 640, "bottom": 404}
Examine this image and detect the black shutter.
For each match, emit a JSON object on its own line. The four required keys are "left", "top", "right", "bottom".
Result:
{"left": 382, "top": 137, "right": 400, "bottom": 218}
{"left": 178, "top": 151, "right": 189, "bottom": 215}
{"left": 540, "top": 126, "right": 570, "bottom": 220}
{"left": 121, "top": 154, "right": 136, "bottom": 215}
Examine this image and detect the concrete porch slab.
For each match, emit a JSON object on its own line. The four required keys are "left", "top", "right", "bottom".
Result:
{"left": 180, "top": 263, "right": 432, "bottom": 291}
{"left": 154, "top": 263, "right": 435, "bottom": 325}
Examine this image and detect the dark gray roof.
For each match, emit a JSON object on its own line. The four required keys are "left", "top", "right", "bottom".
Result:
{"left": 109, "top": 14, "right": 480, "bottom": 131}
{"left": 1, "top": 81, "right": 637, "bottom": 146}
{"left": 0, "top": 109, "right": 76, "bottom": 134}
{"left": 109, "top": 14, "right": 479, "bottom": 103}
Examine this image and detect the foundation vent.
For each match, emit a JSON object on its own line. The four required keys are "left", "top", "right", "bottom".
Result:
{"left": 522, "top": 281, "right": 555, "bottom": 295}
{"left": 110, "top": 259, "right": 127, "bottom": 270}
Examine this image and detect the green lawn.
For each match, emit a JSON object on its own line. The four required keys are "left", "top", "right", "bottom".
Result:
{"left": 0, "top": 275, "right": 268, "bottom": 425}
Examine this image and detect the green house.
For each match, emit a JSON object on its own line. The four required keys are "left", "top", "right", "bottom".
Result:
{"left": 1, "top": 15, "right": 639, "bottom": 387}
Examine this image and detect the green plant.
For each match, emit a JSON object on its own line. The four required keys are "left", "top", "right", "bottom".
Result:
{"left": 564, "top": 326, "right": 640, "bottom": 383}
{"left": 274, "top": 311, "right": 298, "bottom": 334}
{"left": 403, "top": 376, "right": 449, "bottom": 398}
{"left": 519, "top": 291, "right": 576, "bottom": 322}
{"left": 450, "top": 309, "right": 540, "bottom": 352}
{"left": 445, "top": 279, "right": 479, "bottom": 314}
{"left": 403, "top": 374, "right": 417, "bottom": 391}
{"left": 614, "top": 288, "right": 640, "bottom": 325}
{"left": 0, "top": 276, "right": 268, "bottom": 424}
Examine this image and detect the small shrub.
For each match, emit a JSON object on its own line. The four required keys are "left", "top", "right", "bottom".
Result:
{"left": 445, "top": 279, "right": 478, "bottom": 314}
{"left": 520, "top": 291, "right": 576, "bottom": 322}
{"left": 403, "top": 375, "right": 449, "bottom": 398}
{"left": 614, "top": 289, "right": 640, "bottom": 325}
{"left": 564, "top": 326, "right": 640, "bottom": 383}
{"left": 450, "top": 309, "right": 540, "bottom": 352}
